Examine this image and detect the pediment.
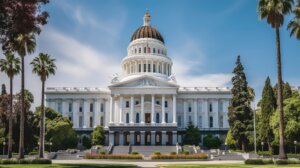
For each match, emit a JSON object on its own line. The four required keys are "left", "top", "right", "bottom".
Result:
{"left": 109, "top": 75, "right": 179, "bottom": 88}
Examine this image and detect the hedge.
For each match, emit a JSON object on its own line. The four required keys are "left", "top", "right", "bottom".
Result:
{"left": 151, "top": 153, "right": 208, "bottom": 160}
{"left": 245, "top": 159, "right": 300, "bottom": 165}
{"left": 275, "top": 159, "right": 300, "bottom": 165}
{"left": 84, "top": 153, "right": 143, "bottom": 160}
{"left": 0, "top": 158, "right": 51, "bottom": 164}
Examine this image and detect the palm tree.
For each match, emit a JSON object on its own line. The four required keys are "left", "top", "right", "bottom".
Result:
{"left": 258, "top": 0, "right": 294, "bottom": 159}
{"left": 31, "top": 53, "right": 56, "bottom": 158}
{"left": 0, "top": 53, "right": 20, "bottom": 158}
{"left": 13, "top": 33, "right": 36, "bottom": 159}
{"left": 288, "top": 0, "right": 300, "bottom": 39}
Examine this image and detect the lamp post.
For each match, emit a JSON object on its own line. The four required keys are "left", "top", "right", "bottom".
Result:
{"left": 294, "top": 141, "right": 297, "bottom": 154}
{"left": 3, "top": 141, "right": 6, "bottom": 155}
{"left": 50, "top": 142, "right": 52, "bottom": 153}
{"left": 261, "top": 142, "right": 264, "bottom": 151}
{"left": 225, "top": 142, "right": 227, "bottom": 153}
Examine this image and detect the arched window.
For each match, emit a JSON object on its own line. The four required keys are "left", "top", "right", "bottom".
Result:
{"left": 209, "top": 103, "right": 213, "bottom": 112}
{"left": 153, "top": 48, "right": 156, "bottom": 53}
{"left": 126, "top": 113, "right": 129, "bottom": 123}
{"left": 156, "top": 113, "right": 160, "bottom": 123}
{"left": 136, "top": 113, "right": 140, "bottom": 123}
{"left": 209, "top": 116, "right": 213, "bottom": 128}
{"left": 139, "top": 48, "right": 141, "bottom": 53}
{"left": 144, "top": 47, "right": 147, "bottom": 53}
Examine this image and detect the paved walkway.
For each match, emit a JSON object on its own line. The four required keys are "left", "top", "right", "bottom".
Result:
{"left": 53, "top": 159, "right": 244, "bottom": 168}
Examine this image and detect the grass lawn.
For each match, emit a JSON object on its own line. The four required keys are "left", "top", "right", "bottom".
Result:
{"left": 159, "top": 164, "right": 300, "bottom": 168}
{"left": 0, "top": 164, "right": 137, "bottom": 168}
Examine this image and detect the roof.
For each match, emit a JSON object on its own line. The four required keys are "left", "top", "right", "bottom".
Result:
{"left": 130, "top": 26, "right": 165, "bottom": 43}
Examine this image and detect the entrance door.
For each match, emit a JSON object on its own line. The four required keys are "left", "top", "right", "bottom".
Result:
{"left": 145, "top": 113, "right": 151, "bottom": 123}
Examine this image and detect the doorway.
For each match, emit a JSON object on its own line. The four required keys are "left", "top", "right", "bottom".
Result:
{"left": 145, "top": 113, "right": 151, "bottom": 123}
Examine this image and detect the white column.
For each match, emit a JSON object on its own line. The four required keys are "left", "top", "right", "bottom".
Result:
{"left": 141, "top": 131, "right": 145, "bottom": 145}
{"left": 130, "top": 131, "right": 135, "bottom": 145}
{"left": 203, "top": 99, "right": 208, "bottom": 128}
{"left": 151, "top": 131, "right": 156, "bottom": 145}
{"left": 141, "top": 95, "right": 145, "bottom": 124}
{"left": 214, "top": 100, "right": 219, "bottom": 128}
{"left": 73, "top": 100, "right": 79, "bottom": 128}
{"left": 183, "top": 100, "right": 187, "bottom": 127}
{"left": 162, "top": 95, "right": 165, "bottom": 124}
{"left": 172, "top": 131, "right": 177, "bottom": 145}
{"left": 151, "top": 95, "right": 155, "bottom": 124}
{"left": 83, "top": 100, "right": 89, "bottom": 128}
{"left": 194, "top": 99, "right": 198, "bottom": 126}
{"left": 62, "top": 101, "right": 68, "bottom": 117}
{"left": 119, "top": 96, "right": 123, "bottom": 124}
{"left": 109, "top": 97, "right": 114, "bottom": 124}
{"left": 94, "top": 99, "right": 100, "bottom": 127}
{"left": 162, "top": 63, "right": 165, "bottom": 74}
{"left": 173, "top": 95, "right": 177, "bottom": 124}
{"left": 130, "top": 96, "right": 134, "bottom": 124}
{"left": 109, "top": 131, "right": 115, "bottom": 145}
{"left": 162, "top": 131, "right": 167, "bottom": 145}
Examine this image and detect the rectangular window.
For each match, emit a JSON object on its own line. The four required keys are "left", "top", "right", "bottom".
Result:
{"left": 148, "top": 47, "right": 150, "bottom": 53}
{"left": 199, "top": 116, "right": 202, "bottom": 128}
{"left": 144, "top": 47, "right": 146, "bottom": 53}
{"left": 209, "top": 103, "right": 213, "bottom": 112}
{"left": 153, "top": 64, "right": 156, "bottom": 72}
{"left": 101, "top": 103, "right": 104, "bottom": 112}
{"left": 68, "top": 102, "right": 72, "bottom": 112}
{"left": 219, "top": 102, "right": 223, "bottom": 112}
{"left": 188, "top": 106, "right": 192, "bottom": 112}
{"left": 68, "top": 116, "right": 72, "bottom": 121}
{"left": 139, "top": 64, "right": 141, "bottom": 72}
{"left": 165, "top": 113, "right": 168, "bottom": 123}
{"left": 148, "top": 64, "right": 151, "bottom": 72}
{"left": 79, "top": 116, "right": 83, "bottom": 127}
{"left": 57, "top": 102, "right": 62, "bottom": 113}
{"left": 144, "top": 64, "right": 146, "bottom": 72}
{"left": 100, "top": 116, "right": 104, "bottom": 126}
{"left": 139, "top": 48, "right": 141, "bottom": 53}
{"left": 165, "top": 101, "right": 168, "bottom": 108}
{"left": 153, "top": 48, "right": 156, "bottom": 53}
{"left": 156, "top": 101, "right": 160, "bottom": 105}
{"left": 90, "top": 103, "right": 94, "bottom": 112}
{"left": 178, "top": 116, "right": 182, "bottom": 127}
{"left": 135, "top": 101, "right": 139, "bottom": 105}
{"left": 126, "top": 101, "right": 130, "bottom": 108}
{"left": 90, "top": 117, "right": 93, "bottom": 128}
{"left": 209, "top": 117, "right": 213, "bottom": 128}
{"left": 219, "top": 116, "right": 223, "bottom": 128}
{"left": 79, "top": 103, "right": 83, "bottom": 112}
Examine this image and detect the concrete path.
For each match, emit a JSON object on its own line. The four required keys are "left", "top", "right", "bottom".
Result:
{"left": 53, "top": 159, "right": 244, "bottom": 168}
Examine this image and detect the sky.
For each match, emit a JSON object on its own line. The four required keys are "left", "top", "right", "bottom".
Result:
{"left": 0, "top": 0, "right": 300, "bottom": 109}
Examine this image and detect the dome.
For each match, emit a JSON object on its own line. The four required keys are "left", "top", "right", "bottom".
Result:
{"left": 130, "top": 10, "right": 164, "bottom": 43}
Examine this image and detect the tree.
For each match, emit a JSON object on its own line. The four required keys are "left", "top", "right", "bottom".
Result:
{"left": 203, "top": 134, "right": 222, "bottom": 149}
{"left": 274, "top": 82, "right": 292, "bottom": 100}
{"left": 183, "top": 122, "right": 200, "bottom": 145}
{"left": 82, "top": 136, "right": 92, "bottom": 149}
{"left": 288, "top": 0, "right": 300, "bottom": 40}
{"left": 1, "top": 84, "right": 6, "bottom": 95}
{"left": 0, "top": 53, "right": 20, "bottom": 158}
{"left": 228, "top": 55, "right": 253, "bottom": 152}
{"left": 91, "top": 125, "right": 105, "bottom": 146}
{"left": 31, "top": 53, "right": 56, "bottom": 158}
{"left": 258, "top": 77, "right": 276, "bottom": 152}
{"left": 258, "top": 0, "right": 294, "bottom": 159}
{"left": 225, "top": 130, "right": 238, "bottom": 148}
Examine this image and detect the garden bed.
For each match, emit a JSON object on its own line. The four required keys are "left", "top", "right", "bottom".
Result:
{"left": 0, "top": 158, "right": 52, "bottom": 164}
{"left": 84, "top": 153, "right": 143, "bottom": 160}
{"left": 150, "top": 153, "right": 208, "bottom": 160}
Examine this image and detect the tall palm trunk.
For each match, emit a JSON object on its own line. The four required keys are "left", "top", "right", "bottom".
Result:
{"left": 276, "top": 28, "right": 286, "bottom": 159}
{"left": 19, "top": 56, "right": 25, "bottom": 159}
{"left": 8, "top": 76, "right": 13, "bottom": 158}
{"left": 39, "top": 80, "right": 45, "bottom": 158}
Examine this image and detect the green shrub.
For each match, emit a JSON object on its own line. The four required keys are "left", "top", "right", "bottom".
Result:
{"left": 170, "top": 152, "right": 177, "bottom": 155}
{"left": 151, "top": 153, "right": 208, "bottom": 160}
{"left": 274, "top": 159, "right": 300, "bottom": 165}
{"left": 183, "top": 150, "right": 190, "bottom": 155}
{"left": 99, "top": 151, "right": 106, "bottom": 155}
{"left": 84, "top": 153, "right": 143, "bottom": 160}
{"left": 245, "top": 159, "right": 274, "bottom": 165}
{"left": 28, "top": 151, "right": 38, "bottom": 155}
{"left": 257, "top": 151, "right": 272, "bottom": 156}
{"left": 131, "top": 151, "right": 139, "bottom": 155}
{"left": 18, "top": 159, "right": 31, "bottom": 164}
{"left": 1, "top": 159, "right": 19, "bottom": 164}
{"left": 262, "top": 159, "right": 274, "bottom": 164}
{"left": 153, "top": 151, "right": 161, "bottom": 155}
{"left": 30, "top": 158, "right": 52, "bottom": 164}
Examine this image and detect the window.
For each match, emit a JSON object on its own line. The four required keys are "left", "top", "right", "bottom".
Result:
{"left": 188, "top": 105, "right": 192, "bottom": 112}
{"left": 100, "top": 116, "right": 104, "bottom": 126}
{"left": 57, "top": 102, "right": 62, "bottom": 113}
{"left": 135, "top": 48, "right": 137, "bottom": 54}
{"left": 69, "top": 116, "right": 72, "bottom": 121}
{"left": 159, "top": 65, "right": 161, "bottom": 73}
{"left": 158, "top": 49, "right": 160, "bottom": 54}
{"left": 90, "top": 117, "right": 93, "bottom": 128}
{"left": 144, "top": 47, "right": 146, "bottom": 53}
{"left": 101, "top": 103, "right": 104, "bottom": 112}
{"left": 139, "top": 64, "right": 141, "bottom": 72}
{"left": 165, "top": 113, "right": 168, "bottom": 123}
{"left": 79, "top": 103, "right": 83, "bottom": 112}
{"left": 153, "top": 48, "right": 156, "bottom": 53}
{"left": 165, "top": 101, "right": 168, "bottom": 108}
{"left": 136, "top": 113, "right": 140, "bottom": 123}
{"left": 199, "top": 116, "right": 202, "bottom": 128}
{"left": 209, "top": 116, "right": 213, "bottom": 128}
{"left": 148, "top": 47, "right": 150, "bottom": 53}
{"left": 153, "top": 64, "right": 156, "bottom": 72}
{"left": 156, "top": 101, "right": 160, "bottom": 105}
{"left": 219, "top": 102, "right": 223, "bottom": 112}
{"left": 79, "top": 116, "right": 83, "bottom": 127}
{"left": 139, "top": 48, "right": 141, "bottom": 53}
{"left": 219, "top": 116, "right": 223, "bottom": 128}
{"left": 156, "top": 134, "right": 160, "bottom": 142}
{"left": 126, "top": 113, "right": 129, "bottom": 123}
{"left": 135, "top": 101, "right": 139, "bottom": 105}
{"left": 144, "top": 64, "right": 146, "bottom": 72}
{"left": 126, "top": 101, "right": 130, "bottom": 108}
{"left": 178, "top": 116, "right": 182, "bottom": 127}
{"left": 188, "top": 116, "right": 192, "bottom": 123}
{"left": 148, "top": 64, "right": 151, "bottom": 72}
{"left": 209, "top": 103, "right": 213, "bottom": 112}
{"left": 68, "top": 102, "right": 72, "bottom": 112}
{"left": 90, "top": 103, "right": 94, "bottom": 112}
{"left": 156, "top": 113, "right": 160, "bottom": 123}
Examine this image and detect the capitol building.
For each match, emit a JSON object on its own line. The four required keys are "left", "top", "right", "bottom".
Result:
{"left": 45, "top": 11, "right": 232, "bottom": 146}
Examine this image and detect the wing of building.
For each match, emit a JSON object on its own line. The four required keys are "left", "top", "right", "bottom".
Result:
{"left": 45, "top": 11, "right": 232, "bottom": 146}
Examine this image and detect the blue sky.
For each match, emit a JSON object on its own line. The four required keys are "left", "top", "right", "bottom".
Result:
{"left": 1, "top": 0, "right": 300, "bottom": 107}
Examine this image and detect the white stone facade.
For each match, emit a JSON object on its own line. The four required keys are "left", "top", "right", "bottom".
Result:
{"left": 45, "top": 11, "right": 232, "bottom": 146}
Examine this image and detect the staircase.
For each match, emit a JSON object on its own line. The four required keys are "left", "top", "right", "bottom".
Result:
{"left": 182, "top": 146, "right": 196, "bottom": 154}
{"left": 111, "top": 145, "right": 130, "bottom": 154}
{"left": 131, "top": 146, "right": 176, "bottom": 157}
